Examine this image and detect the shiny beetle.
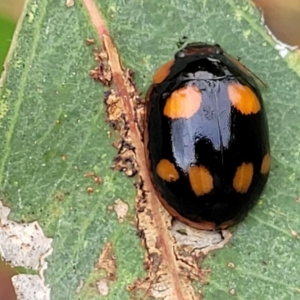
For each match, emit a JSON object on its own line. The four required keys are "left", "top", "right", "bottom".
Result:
{"left": 145, "top": 42, "right": 270, "bottom": 230}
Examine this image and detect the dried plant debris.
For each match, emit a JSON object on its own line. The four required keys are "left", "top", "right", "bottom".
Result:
{"left": 129, "top": 194, "right": 201, "bottom": 300}
{"left": 130, "top": 179, "right": 231, "bottom": 299}
{"left": 90, "top": 50, "right": 112, "bottom": 86}
{"left": 96, "top": 242, "right": 117, "bottom": 281}
{"left": 89, "top": 34, "right": 231, "bottom": 299}
{"left": 97, "top": 279, "right": 109, "bottom": 296}
{"left": 84, "top": 171, "right": 102, "bottom": 185}
{"left": 66, "top": 0, "right": 74, "bottom": 7}
{"left": 171, "top": 222, "right": 232, "bottom": 279}
{"left": 0, "top": 201, "right": 52, "bottom": 300}
{"left": 171, "top": 220, "right": 232, "bottom": 256}
{"left": 76, "top": 242, "right": 117, "bottom": 297}
{"left": 113, "top": 198, "right": 128, "bottom": 223}
{"left": 104, "top": 86, "right": 141, "bottom": 177}
{"left": 90, "top": 46, "right": 143, "bottom": 178}
{"left": 95, "top": 242, "right": 117, "bottom": 295}
{"left": 86, "top": 38, "right": 95, "bottom": 45}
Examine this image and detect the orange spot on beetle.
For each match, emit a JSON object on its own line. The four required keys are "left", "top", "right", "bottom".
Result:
{"left": 153, "top": 60, "right": 174, "bottom": 84}
{"left": 233, "top": 162, "right": 254, "bottom": 193}
{"left": 156, "top": 159, "right": 179, "bottom": 182}
{"left": 188, "top": 165, "right": 213, "bottom": 196}
{"left": 261, "top": 153, "right": 271, "bottom": 174}
{"left": 163, "top": 85, "right": 202, "bottom": 119}
{"left": 228, "top": 83, "right": 261, "bottom": 115}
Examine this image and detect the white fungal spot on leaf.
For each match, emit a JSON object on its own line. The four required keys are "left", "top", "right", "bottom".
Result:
{"left": 0, "top": 201, "right": 53, "bottom": 300}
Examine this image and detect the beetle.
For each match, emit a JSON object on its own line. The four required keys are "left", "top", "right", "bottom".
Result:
{"left": 144, "top": 42, "right": 270, "bottom": 230}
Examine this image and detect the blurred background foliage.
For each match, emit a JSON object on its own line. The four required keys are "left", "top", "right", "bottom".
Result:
{"left": 0, "top": 0, "right": 24, "bottom": 73}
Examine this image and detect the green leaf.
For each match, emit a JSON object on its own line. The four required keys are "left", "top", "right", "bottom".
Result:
{"left": 0, "top": 1, "right": 144, "bottom": 299}
{"left": 0, "top": 13, "right": 16, "bottom": 73}
{"left": 1, "top": 0, "right": 300, "bottom": 299}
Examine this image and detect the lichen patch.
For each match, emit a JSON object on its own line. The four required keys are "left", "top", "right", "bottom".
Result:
{"left": 0, "top": 201, "right": 52, "bottom": 300}
{"left": 12, "top": 275, "right": 50, "bottom": 300}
